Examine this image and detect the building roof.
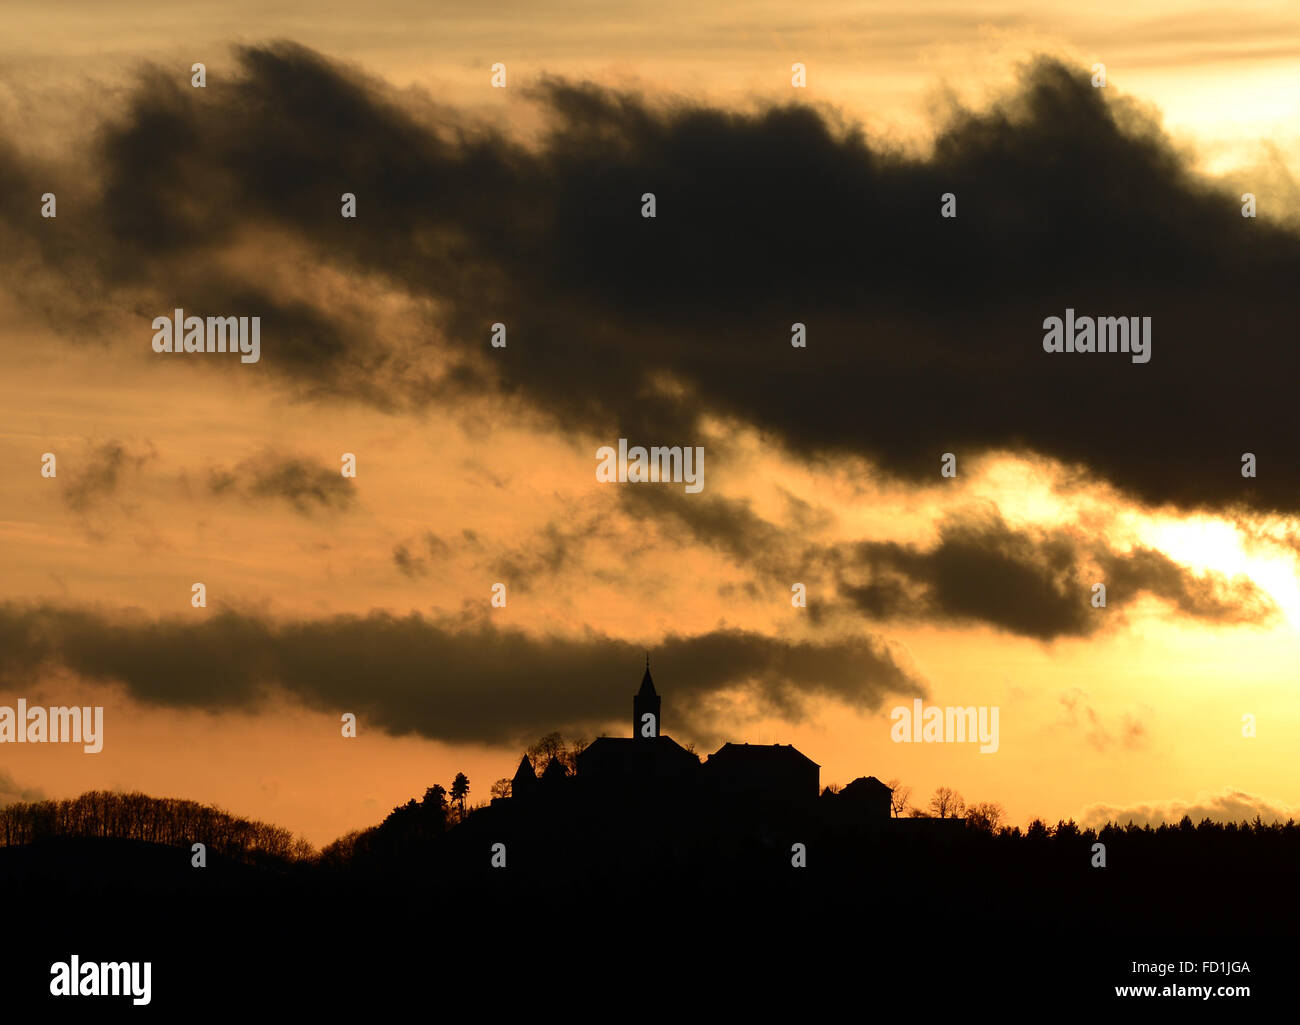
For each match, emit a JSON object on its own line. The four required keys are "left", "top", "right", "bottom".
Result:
{"left": 637, "top": 664, "right": 657, "bottom": 697}
{"left": 577, "top": 735, "right": 700, "bottom": 775}
{"left": 512, "top": 754, "right": 537, "bottom": 784}
{"left": 541, "top": 755, "right": 571, "bottom": 781}
{"left": 705, "top": 742, "right": 820, "bottom": 769}
{"left": 843, "top": 775, "right": 893, "bottom": 795}
{"left": 580, "top": 735, "right": 696, "bottom": 760}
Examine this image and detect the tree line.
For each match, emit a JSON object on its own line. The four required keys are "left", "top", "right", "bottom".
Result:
{"left": 0, "top": 790, "right": 314, "bottom": 864}
{"left": 11, "top": 762, "right": 1297, "bottom": 875}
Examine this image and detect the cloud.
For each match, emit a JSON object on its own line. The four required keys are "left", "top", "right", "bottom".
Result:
{"left": 391, "top": 532, "right": 453, "bottom": 579}
{"left": 1057, "top": 687, "right": 1148, "bottom": 752}
{"left": 208, "top": 454, "right": 354, "bottom": 514}
{"left": 0, "top": 770, "right": 43, "bottom": 807}
{"left": 839, "top": 512, "right": 1274, "bottom": 639}
{"left": 618, "top": 486, "right": 796, "bottom": 570}
{"left": 62, "top": 440, "right": 153, "bottom": 513}
{"left": 489, "top": 515, "right": 602, "bottom": 591}
{"left": 5, "top": 46, "right": 1300, "bottom": 514}
{"left": 1080, "top": 787, "right": 1300, "bottom": 827}
{"left": 619, "top": 491, "right": 1273, "bottom": 639}
{"left": 392, "top": 543, "right": 427, "bottom": 579}
{"left": 0, "top": 602, "right": 925, "bottom": 746}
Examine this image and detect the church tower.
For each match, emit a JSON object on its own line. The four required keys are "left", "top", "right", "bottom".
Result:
{"left": 511, "top": 754, "right": 538, "bottom": 800}
{"left": 634, "top": 657, "right": 661, "bottom": 740}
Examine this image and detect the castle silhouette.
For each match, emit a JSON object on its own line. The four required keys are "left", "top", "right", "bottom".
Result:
{"left": 502, "top": 662, "right": 894, "bottom": 822}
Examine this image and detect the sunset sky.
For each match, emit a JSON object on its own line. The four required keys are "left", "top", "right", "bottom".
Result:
{"left": 2, "top": 0, "right": 1299, "bottom": 848}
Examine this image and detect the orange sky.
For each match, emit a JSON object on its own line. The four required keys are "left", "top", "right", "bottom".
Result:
{"left": 2, "top": 0, "right": 1299, "bottom": 847}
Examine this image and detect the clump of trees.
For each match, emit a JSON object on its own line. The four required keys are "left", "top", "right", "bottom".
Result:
{"left": 320, "top": 783, "right": 451, "bottom": 869}
{"left": 927, "top": 786, "right": 965, "bottom": 819}
{"left": 322, "top": 736, "right": 592, "bottom": 869}
{"left": 884, "top": 781, "right": 1003, "bottom": 832}
{"left": 319, "top": 771, "right": 477, "bottom": 869}
{"left": 525, "top": 732, "right": 587, "bottom": 776}
{"left": 965, "top": 801, "right": 1006, "bottom": 833}
{"left": 0, "top": 791, "right": 313, "bottom": 864}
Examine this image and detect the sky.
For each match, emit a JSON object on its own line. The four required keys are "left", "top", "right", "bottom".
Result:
{"left": 1, "top": 1, "right": 1299, "bottom": 847}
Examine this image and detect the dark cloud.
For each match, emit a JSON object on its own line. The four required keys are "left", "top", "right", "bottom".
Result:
{"left": 391, "top": 532, "right": 456, "bottom": 579}
{"left": 840, "top": 512, "right": 1273, "bottom": 638}
{"left": 63, "top": 440, "right": 153, "bottom": 512}
{"left": 1099, "top": 545, "right": 1267, "bottom": 622}
{"left": 489, "top": 515, "right": 602, "bottom": 591}
{"left": 619, "top": 489, "right": 1273, "bottom": 638}
{"left": 617, "top": 487, "right": 824, "bottom": 597}
{"left": 5, "top": 45, "right": 1300, "bottom": 513}
{"left": 392, "top": 543, "right": 428, "bottom": 579}
{"left": 619, "top": 486, "right": 788, "bottom": 564}
{"left": 208, "top": 454, "right": 354, "bottom": 514}
{"left": 0, "top": 603, "right": 925, "bottom": 746}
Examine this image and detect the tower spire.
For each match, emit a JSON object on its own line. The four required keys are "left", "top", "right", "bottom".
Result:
{"left": 635, "top": 657, "right": 661, "bottom": 738}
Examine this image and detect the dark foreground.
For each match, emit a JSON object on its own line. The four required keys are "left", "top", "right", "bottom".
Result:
{"left": 2, "top": 819, "right": 1288, "bottom": 1016}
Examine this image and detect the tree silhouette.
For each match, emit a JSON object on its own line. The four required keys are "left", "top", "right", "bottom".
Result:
{"left": 450, "top": 773, "right": 470, "bottom": 819}
{"left": 966, "top": 801, "right": 1005, "bottom": 832}
{"left": 526, "top": 732, "right": 587, "bottom": 775}
{"left": 0, "top": 790, "right": 312, "bottom": 865}
{"left": 490, "top": 778, "right": 512, "bottom": 800}
{"left": 928, "top": 786, "right": 965, "bottom": 819}
{"left": 527, "top": 732, "right": 566, "bottom": 775}
{"left": 885, "top": 778, "right": 912, "bottom": 818}
{"left": 562, "top": 736, "right": 588, "bottom": 774}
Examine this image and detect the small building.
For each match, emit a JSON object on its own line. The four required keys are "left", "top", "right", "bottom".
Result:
{"left": 838, "top": 775, "right": 893, "bottom": 821}
{"left": 701, "top": 743, "right": 820, "bottom": 805}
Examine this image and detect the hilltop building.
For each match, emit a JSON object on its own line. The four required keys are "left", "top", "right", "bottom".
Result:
{"left": 701, "top": 742, "right": 820, "bottom": 804}
{"left": 502, "top": 662, "right": 893, "bottom": 825}
{"left": 576, "top": 663, "right": 701, "bottom": 789}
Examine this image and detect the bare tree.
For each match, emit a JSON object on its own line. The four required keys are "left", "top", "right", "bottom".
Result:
{"left": 525, "top": 732, "right": 588, "bottom": 777}
{"left": 885, "top": 778, "right": 912, "bottom": 818}
{"left": 561, "top": 735, "right": 588, "bottom": 774}
{"left": 527, "top": 732, "right": 566, "bottom": 775}
{"left": 966, "top": 801, "right": 1005, "bottom": 833}
{"left": 928, "top": 786, "right": 965, "bottom": 819}
{"left": 490, "top": 778, "right": 512, "bottom": 800}
{"left": 0, "top": 791, "right": 313, "bottom": 865}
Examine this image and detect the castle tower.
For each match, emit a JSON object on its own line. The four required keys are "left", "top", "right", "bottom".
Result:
{"left": 511, "top": 754, "right": 538, "bottom": 799}
{"left": 634, "top": 656, "right": 661, "bottom": 740}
